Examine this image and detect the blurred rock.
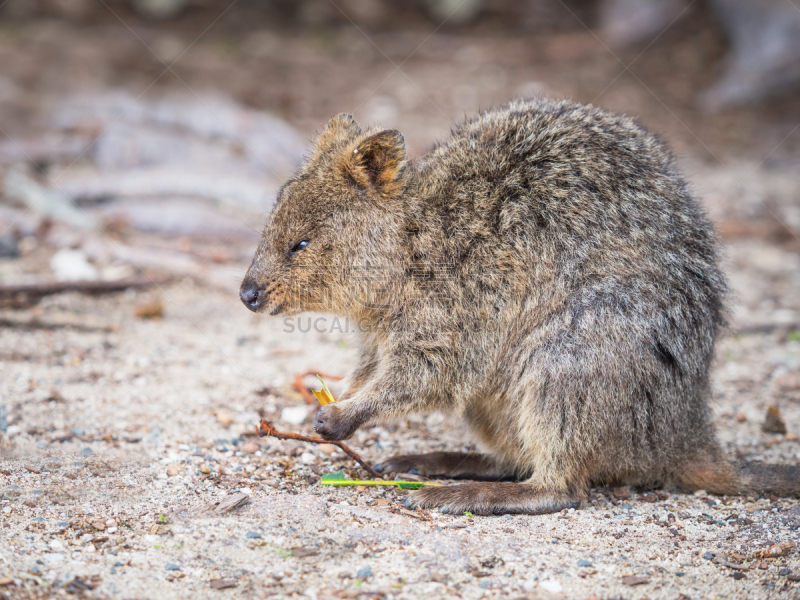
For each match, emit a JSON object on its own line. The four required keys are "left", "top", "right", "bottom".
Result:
{"left": 701, "top": 0, "right": 800, "bottom": 110}
{"left": 52, "top": 92, "right": 305, "bottom": 178}
{"left": 281, "top": 406, "right": 309, "bottom": 425}
{"left": 50, "top": 248, "right": 98, "bottom": 281}
{"left": 130, "top": 0, "right": 189, "bottom": 19}
{"left": 5, "top": 169, "right": 95, "bottom": 231}
{"left": 38, "top": 92, "right": 306, "bottom": 240}
{"left": 0, "top": 231, "right": 20, "bottom": 258}
{"left": 424, "top": 0, "right": 483, "bottom": 24}
{"left": 762, "top": 405, "right": 787, "bottom": 435}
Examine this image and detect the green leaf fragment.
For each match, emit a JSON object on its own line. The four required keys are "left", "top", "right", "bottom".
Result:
{"left": 320, "top": 477, "right": 440, "bottom": 488}
{"left": 320, "top": 470, "right": 442, "bottom": 488}
{"left": 396, "top": 482, "right": 426, "bottom": 489}
{"left": 320, "top": 469, "right": 348, "bottom": 482}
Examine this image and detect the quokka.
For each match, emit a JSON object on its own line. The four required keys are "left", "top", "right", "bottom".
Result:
{"left": 241, "top": 99, "right": 799, "bottom": 514}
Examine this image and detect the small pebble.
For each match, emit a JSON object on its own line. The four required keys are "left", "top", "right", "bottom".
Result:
{"left": 621, "top": 575, "right": 649, "bottom": 586}
{"left": 612, "top": 486, "right": 630, "bottom": 500}
{"left": 577, "top": 560, "right": 593, "bottom": 567}
{"left": 779, "top": 568, "right": 791, "bottom": 576}
{"left": 281, "top": 406, "right": 309, "bottom": 425}
{"left": 703, "top": 552, "right": 714, "bottom": 560}
{"left": 539, "top": 580, "right": 562, "bottom": 593}
{"left": 166, "top": 465, "right": 179, "bottom": 477}
{"left": 78, "top": 447, "right": 94, "bottom": 457}
{"left": 165, "top": 564, "right": 181, "bottom": 571}
{"left": 246, "top": 531, "right": 262, "bottom": 539}
{"left": 357, "top": 566, "right": 372, "bottom": 579}
{"left": 317, "top": 443, "right": 337, "bottom": 455}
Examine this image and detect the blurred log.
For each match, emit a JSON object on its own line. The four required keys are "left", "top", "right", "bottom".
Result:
{"left": 0, "top": 278, "right": 164, "bottom": 308}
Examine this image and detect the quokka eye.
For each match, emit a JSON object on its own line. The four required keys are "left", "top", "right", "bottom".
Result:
{"left": 290, "top": 239, "right": 310, "bottom": 254}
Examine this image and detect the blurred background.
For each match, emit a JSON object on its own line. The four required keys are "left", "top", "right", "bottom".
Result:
{"left": 1, "top": 0, "right": 799, "bottom": 297}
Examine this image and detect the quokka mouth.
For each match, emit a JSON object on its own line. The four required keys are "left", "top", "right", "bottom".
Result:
{"left": 268, "top": 302, "right": 286, "bottom": 316}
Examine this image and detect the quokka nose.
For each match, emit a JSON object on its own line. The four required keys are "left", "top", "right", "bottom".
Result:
{"left": 239, "top": 283, "right": 262, "bottom": 311}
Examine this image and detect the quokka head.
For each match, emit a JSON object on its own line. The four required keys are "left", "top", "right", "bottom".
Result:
{"left": 240, "top": 114, "right": 409, "bottom": 317}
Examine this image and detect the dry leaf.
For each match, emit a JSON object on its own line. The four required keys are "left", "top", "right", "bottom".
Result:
{"left": 312, "top": 375, "right": 336, "bottom": 406}
{"left": 754, "top": 542, "right": 795, "bottom": 559}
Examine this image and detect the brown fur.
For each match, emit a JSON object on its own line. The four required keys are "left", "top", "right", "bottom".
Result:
{"left": 240, "top": 98, "right": 800, "bottom": 514}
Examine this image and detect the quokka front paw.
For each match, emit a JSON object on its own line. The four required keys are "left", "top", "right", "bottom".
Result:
{"left": 373, "top": 452, "right": 517, "bottom": 481}
{"left": 313, "top": 404, "right": 359, "bottom": 441}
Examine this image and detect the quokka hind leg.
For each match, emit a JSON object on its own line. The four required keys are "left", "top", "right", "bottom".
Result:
{"left": 373, "top": 452, "right": 518, "bottom": 481}
{"left": 402, "top": 481, "right": 584, "bottom": 516}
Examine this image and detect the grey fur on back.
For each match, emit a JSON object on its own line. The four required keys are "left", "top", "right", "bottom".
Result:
{"left": 404, "top": 99, "right": 727, "bottom": 487}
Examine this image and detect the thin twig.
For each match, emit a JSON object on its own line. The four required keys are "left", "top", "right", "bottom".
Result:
{"left": 292, "top": 371, "right": 343, "bottom": 406}
{"left": 256, "top": 419, "right": 381, "bottom": 479}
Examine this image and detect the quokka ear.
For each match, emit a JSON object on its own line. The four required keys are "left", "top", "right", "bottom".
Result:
{"left": 317, "top": 113, "right": 362, "bottom": 150}
{"left": 347, "top": 130, "right": 407, "bottom": 196}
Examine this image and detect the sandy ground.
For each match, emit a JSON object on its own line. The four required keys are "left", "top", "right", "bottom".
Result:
{"left": 1, "top": 5, "right": 800, "bottom": 599}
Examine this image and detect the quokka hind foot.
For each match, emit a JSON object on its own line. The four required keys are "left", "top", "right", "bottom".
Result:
{"left": 374, "top": 452, "right": 518, "bottom": 481}
{"left": 403, "top": 482, "right": 583, "bottom": 516}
